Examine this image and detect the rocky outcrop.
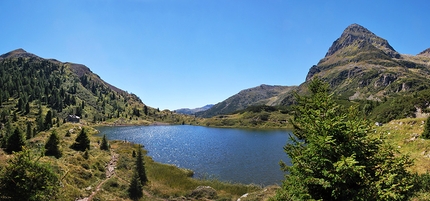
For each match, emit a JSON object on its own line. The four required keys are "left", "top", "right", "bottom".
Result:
{"left": 189, "top": 186, "right": 218, "bottom": 200}
{"left": 418, "top": 48, "right": 430, "bottom": 57}
{"left": 325, "top": 24, "right": 400, "bottom": 58}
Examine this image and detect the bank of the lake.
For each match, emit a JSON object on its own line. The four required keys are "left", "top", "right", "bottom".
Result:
{"left": 96, "top": 125, "right": 292, "bottom": 186}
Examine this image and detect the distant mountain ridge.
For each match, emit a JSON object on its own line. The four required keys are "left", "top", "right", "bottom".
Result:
{"left": 201, "top": 24, "right": 430, "bottom": 118}
{"left": 175, "top": 104, "right": 214, "bottom": 115}
{"left": 196, "top": 84, "right": 296, "bottom": 118}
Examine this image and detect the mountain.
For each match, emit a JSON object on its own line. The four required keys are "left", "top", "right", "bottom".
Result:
{"left": 201, "top": 24, "right": 430, "bottom": 122}
{"left": 175, "top": 104, "right": 214, "bottom": 115}
{"left": 418, "top": 48, "right": 430, "bottom": 57}
{"left": 0, "top": 48, "right": 195, "bottom": 127}
{"left": 299, "top": 23, "right": 430, "bottom": 103}
{"left": 196, "top": 84, "right": 296, "bottom": 118}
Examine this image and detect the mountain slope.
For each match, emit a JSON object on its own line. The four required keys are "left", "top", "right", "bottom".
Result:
{"left": 175, "top": 104, "right": 214, "bottom": 115}
{"left": 290, "top": 24, "right": 430, "bottom": 103}
{"left": 196, "top": 84, "right": 296, "bottom": 118}
{"left": 201, "top": 24, "right": 430, "bottom": 122}
{"left": 0, "top": 48, "right": 197, "bottom": 129}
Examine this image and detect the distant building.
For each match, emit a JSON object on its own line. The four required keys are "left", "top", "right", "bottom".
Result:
{"left": 66, "top": 115, "right": 80, "bottom": 123}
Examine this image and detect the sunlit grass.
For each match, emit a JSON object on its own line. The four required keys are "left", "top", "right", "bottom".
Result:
{"left": 377, "top": 118, "right": 430, "bottom": 174}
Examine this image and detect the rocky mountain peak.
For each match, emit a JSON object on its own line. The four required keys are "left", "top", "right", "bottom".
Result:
{"left": 0, "top": 48, "right": 37, "bottom": 59}
{"left": 325, "top": 24, "right": 400, "bottom": 58}
{"left": 418, "top": 48, "right": 430, "bottom": 57}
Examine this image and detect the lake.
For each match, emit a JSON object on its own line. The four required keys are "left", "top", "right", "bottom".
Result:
{"left": 96, "top": 125, "right": 292, "bottom": 186}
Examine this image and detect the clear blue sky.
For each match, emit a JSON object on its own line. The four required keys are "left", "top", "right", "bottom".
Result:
{"left": 0, "top": 0, "right": 428, "bottom": 110}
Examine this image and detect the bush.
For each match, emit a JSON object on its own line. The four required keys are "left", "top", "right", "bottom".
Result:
{"left": 0, "top": 149, "right": 59, "bottom": 200}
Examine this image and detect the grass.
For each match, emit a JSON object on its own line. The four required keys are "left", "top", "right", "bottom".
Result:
{"left": 0, "top": 121, "right": 263, "bottom": 200}
{"left": 4, "top": 115, "right": 430, "bottom": 200}
{"left": 376, "top": 118, "right": 430, "bottom": 174}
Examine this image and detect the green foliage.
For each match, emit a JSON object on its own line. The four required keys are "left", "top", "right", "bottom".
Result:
{"left": 274, "top": 78, "right": 414, "bottom": 201}
{"left": 6, "top": 128, "right": 25, "bottom": 153}
{"left": 128, "top": 171, "right": 144, "bottom": 200}
{"left": 71, "top": 128, "right": 90, "bottom": 151}
{"left": 44, "top": 110, "right": 53, "bottom": 130}
{"left": 100, "top": 134, "right": 109, "bottom": 151}
{"left": 0, "top": 148, "right": 59, "bottom": 201}
{"left": 135, "top": 146, "right": 148, "bottom": 186}
{"left": 44, "top": 130, "right": 62, "bottom": 158}
{"left": 26, "top": 121, "right": 33, "bottom": 139}
{"left": 422, "top": 116, "right": 430, "bottom": 139}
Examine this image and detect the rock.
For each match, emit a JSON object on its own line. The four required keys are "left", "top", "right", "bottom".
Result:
{"left": 189, "top": 186, "right": 217, "bottom": 200}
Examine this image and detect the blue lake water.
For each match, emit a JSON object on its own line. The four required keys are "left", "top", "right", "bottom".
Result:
{"left": 96, "top": 125, "right": 291, "bottom": 186}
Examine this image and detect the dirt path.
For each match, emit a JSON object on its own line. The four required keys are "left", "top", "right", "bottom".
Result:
{"left": 75, "top": 149, "right": 164, "bottom": 201}
{"left": 75, "top": 152, "right": 118, "bottom": 201}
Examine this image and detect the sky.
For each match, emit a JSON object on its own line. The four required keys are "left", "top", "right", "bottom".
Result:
{"left": 0, "top": 0, "right": 429, "bottom": 110}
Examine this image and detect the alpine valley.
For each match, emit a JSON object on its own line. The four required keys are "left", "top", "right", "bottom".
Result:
{"left": 2, "top": 23, "right": 430, "bottom": 200}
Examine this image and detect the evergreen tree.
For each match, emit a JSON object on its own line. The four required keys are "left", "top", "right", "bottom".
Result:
{"left": 135, "top": 146, "right": 148, "bottom": 186}
{"left": 26, "top": 121, "right": 33, "bottom": 139}
{"left": 45, "top": 131, "right": 62, "bottom": 158}
{"left": 274, "top": 78, "right": 414, "bottom": 201}
{"left": 128, "top": 171, "right": 143, "bottom": 200}
{"left": 100, "top": 134, "right": 109, "bottom": 151}
{"left": 0, "top": 148, "right": 59, "bottom": 200}
{"left": 17, "top": 98, "right": 24, "bottom": 111}
{"left": 422, "top": 116, "right": 430, "bottom": 139}
{"left": 44, "top": 110, "right": 52, "bottom": 130}
{"left": 36, "top": 108, "right": 44, "bottom": 131}
{"left": 71, "top": 128, "right": 90, "bottom": 151}
{"left": 25, "top": 101, "right": 30, "bottom": 114}
{"left": 6, "top": 128, "right": 25, "bottom": 153}
{"left": 143, "top": 105, "right": 148, "bottom": 116}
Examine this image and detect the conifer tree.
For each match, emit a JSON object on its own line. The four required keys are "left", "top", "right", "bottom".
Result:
{"left": 45, "top": 131, "right": 62, "bottom": 158}
{"left": 128, "top": 171, "right": 143, "bottom": 200}
{"left": 422, "top": 116, "right": 430, "bottom": 139}
{"left": 100, "top": 134, "right": 109, "bottom": 151}
{"left": 25, "top": 101, "right": 30, "bottom": 114}
{"left": 6, "top": 128, "right": 25, "bottom": 153}
{"left": 26, "top": 121, "right": 33, "bottom": 139}
{"left": 135, "top": 146, "right": 148, "bottom": 186}
{"left": 274, "top": 78, "right": 414, "bottom": 201}
{"left": 44, "top": 110, "right": 52, "bottom": 130}
{"left": 71, "top": 128, "right": 90, "bottom": 151}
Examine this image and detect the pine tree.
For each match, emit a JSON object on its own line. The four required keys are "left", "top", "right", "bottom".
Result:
{"left": 100, "top": 134, "right": 109, "bottom": 151}
{"left": 143, "top": 105, "right": 148, "bottom": 116}
{"left": 71, "top": 128, "right": 90, "bottom": 151}
{"left": 135, "top": 146, "right": 148, "bottom": 186}
{"left": 128, "top": 171, "right": 143, "bottom": 200}
{"left": 422, "top": 116, "right": 430, "bottom": 139}
{"left": 44, "top": 110, "right": 52, "bottom": 130}
{"left": 26, "top": 121, "right": 33, "bottom": 139}
{"left": 25, "top": 101, "right": 30, "bottom": 114}
{"left": 6, "top": 128, "right": 25, "bottom": 153}
{"left": 45, "top": 131, "right": 62, "bottom": 158}
{"left": 274, "top": 78, "right": 414, "bottom": 201}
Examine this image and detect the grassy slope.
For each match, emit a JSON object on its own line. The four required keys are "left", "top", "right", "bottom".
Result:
{"left": 0, "top": 121, "right": 261, "bottom": 201}
{"left": 3, "top": 113, "right": 430, "bottom": 200}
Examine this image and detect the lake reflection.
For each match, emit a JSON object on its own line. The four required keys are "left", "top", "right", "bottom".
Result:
{"left": 96, "top": 125, "right": 291, "bottom": 186}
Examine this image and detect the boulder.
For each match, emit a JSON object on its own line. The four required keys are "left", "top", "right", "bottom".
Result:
{"left": 189, "top": 186, "right": 217, "bottom": 200}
